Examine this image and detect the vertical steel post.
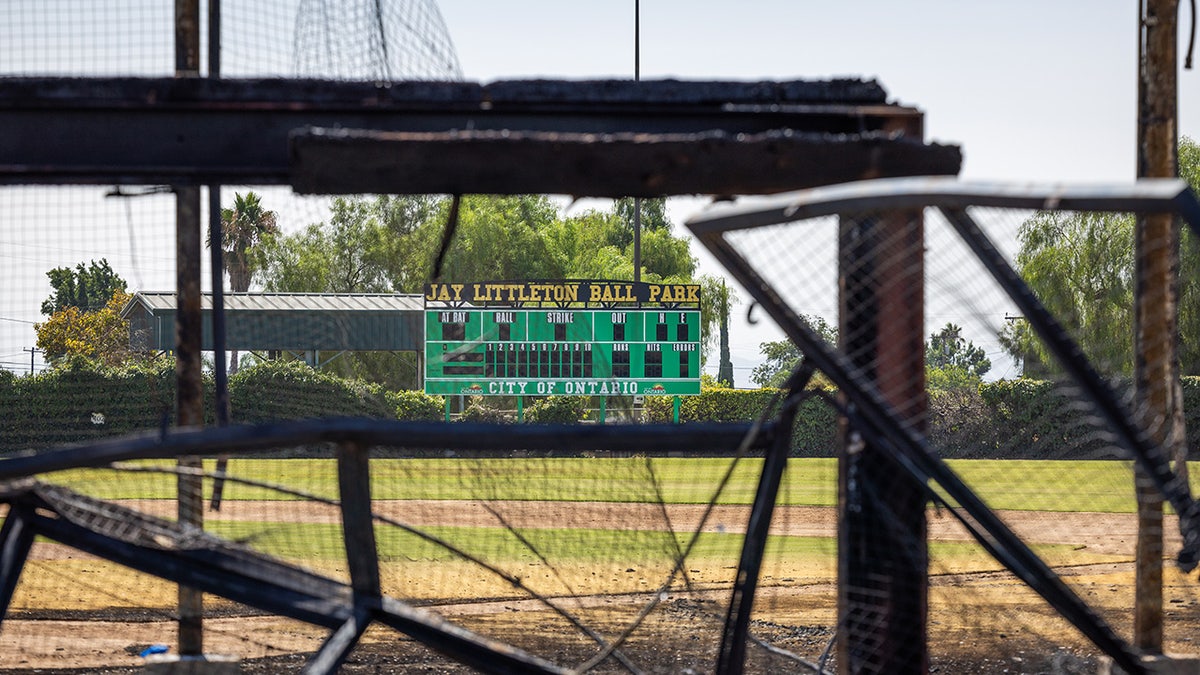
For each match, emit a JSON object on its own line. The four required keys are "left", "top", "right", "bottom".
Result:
{"left": 837, "top": 206, "right": 929, "bottom": 672}
{"left": 207, "top": 0, "right": 232, "bottom": 513}
{"left": 1134, "top": 0, "right": 1181, "bottom": 652}
{"left": 632, "top": 0, "right": 642, "bottom": 283}
{"left": 175, "top": 0, "right": 204, "bottom": 657}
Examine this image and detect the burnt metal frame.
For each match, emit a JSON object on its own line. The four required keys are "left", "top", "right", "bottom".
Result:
{"left": 0, "top": 420, "right": 776, "bottom": 675}
{"left": 687, "top": 176, "right": 1200, "bottom": 675}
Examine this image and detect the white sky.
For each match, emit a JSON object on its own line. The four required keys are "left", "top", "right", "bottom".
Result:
{"left": 436, "top": 0, "right": 1200, "bottom": 382}
{"left": 1, "top": 1, "right": 1198, "bottom": 382}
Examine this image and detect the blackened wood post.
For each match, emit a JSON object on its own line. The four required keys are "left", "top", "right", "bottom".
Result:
{"left": 175, "top": 0, "right": 204, "bottom": 656}
{"left": 1133, "top": 0, "right": 1181, "bottom": 652}
{"left": 837, "top": 166, "right": 929, "bottom": 669}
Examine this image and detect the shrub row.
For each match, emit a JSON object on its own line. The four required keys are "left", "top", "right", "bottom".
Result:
{"left": 646, "top": 378, "right": 1200, "bottom": 459}
{"left": 6, "top": 359, "right": 1200, "bottom": 459}
{"left": 0, "top": 359, "right": 443, "bottom": 453}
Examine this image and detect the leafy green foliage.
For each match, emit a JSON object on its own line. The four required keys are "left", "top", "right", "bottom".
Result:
{"left": 388, "top": 389, "right": 443, "bottom": 421}
{"left": 0, "top": 356, "right": 185, "bottom": 452}
{"left": 217, "top": 192, "right": 278, "bottom": 293}
{"left": 524, "top": 396, "right": 588, "bottom": 423}
{"left": 1001, "top": 210, "right": 1135, "bottom": 375}
{"left": 228, "top": 360, "right": 394, "bottom": 422}
{"left": 1003, "top": 136, "right": 1200, "bottom": 376}
{"left": 36, "top": 290, "right": 137, "bottom": 365}
{"left": 41, "top": 259, "right": 126, "bottom": 315}
{"left": 926, "top": 322, "right": 990, "bottom": 389}
{"left": 643, "top": 387, "right": 839, "bottom": 456}
{"left": 459, "top": 399, "right": 514, "bottom": 423}
{"left": 750, "top": 316, "right": 837, "bottom": 388}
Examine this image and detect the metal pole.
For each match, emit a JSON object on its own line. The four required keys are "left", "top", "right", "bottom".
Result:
{"left": 632, "top": 0, "right": 641, "bottom": 282}
{"left": 1134, "top": 0, "right": 1181, "bottom": 652}
{"left": 836, "top": 209, "right": 929, "bottom": 673}
{"left": 175, "top": 0, "right": 204, "bottom": 657}
{"left": 207, "top": 0, "right": 233, "bottom": 513}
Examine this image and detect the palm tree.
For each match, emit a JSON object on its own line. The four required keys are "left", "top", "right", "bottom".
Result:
{"left": 212, "top": 191, "right": 278, "bottom": 373}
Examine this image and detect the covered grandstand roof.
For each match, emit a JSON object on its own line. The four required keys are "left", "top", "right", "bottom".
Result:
{"left": 121, "top": 292, "right": 424, "bottom": 352}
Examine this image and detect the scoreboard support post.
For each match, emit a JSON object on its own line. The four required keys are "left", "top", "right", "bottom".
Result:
{"left": 673, "top": 396, "right": 681, "bottom": 424}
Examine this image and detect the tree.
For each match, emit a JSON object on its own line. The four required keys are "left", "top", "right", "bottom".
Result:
{"left": 214, "top": 191, "right": 279, "bottom": 374}
{"left": 1000, "top": 137, "right": 1200, "bottom": 376}
{"left": 41, "top": 259, "right": 126, "bottom": 315}
{"left": 217, "top": 192, "right": 278, "bottom": 293}
{"left": 750, "top": 316, "right": 837, "bottom": 388}
{"left": 611, "top": 197, "right": 671, "bottom": 250}
{"left": 254, "top": 194, "right": 713, "bottom": 388}
{"left": 697, "top": 275, "right": 736, "bottom": 384}
{"left": 926, "top": 322, "right": 990, "bottom": 389}
{"left": 36, "top": 290, "right": 134, "bottom": 366}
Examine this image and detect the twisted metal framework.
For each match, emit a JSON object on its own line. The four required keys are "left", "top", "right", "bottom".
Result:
{"left": 687, "top": 176, "right": 1200, "bottom": 675}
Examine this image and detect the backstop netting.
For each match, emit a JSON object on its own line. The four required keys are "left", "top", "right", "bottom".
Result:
{"left": 700, "top": 195, "right": 1200, "bottom": 673}
{"left": 3, "top": 1, "right": 1200, "bottom": 674}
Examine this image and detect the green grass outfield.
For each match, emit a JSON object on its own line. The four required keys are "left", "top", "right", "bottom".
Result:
{"left": 202, "top": 519, "right": 1107, "bottom": 569}
{"left": 40, "top": 457, "right": 1200, "bottom": 513}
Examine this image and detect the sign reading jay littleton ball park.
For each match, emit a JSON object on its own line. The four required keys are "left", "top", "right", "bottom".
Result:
{"left": 423, "top": 281, "right": 702, "bottom": 397}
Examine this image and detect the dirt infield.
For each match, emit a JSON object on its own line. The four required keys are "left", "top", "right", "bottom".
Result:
{"left": 27, "top": 498, "right": 1176, "bottom": 557}
{"left": 3, "top": 500, "right": 1197, "bottom": 673}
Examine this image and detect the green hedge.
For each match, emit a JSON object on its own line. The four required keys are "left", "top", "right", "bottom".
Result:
{"left": 227, "top": 360, "right": 394, "bottom": 423}
{"left": 525, "top": 396, "right": 589, "bottom": 423}
{"left": 644, "top": 387, "right": 839, "bottom": 456}
{"left": 0, "top": 356, "right": 199, "bottom": 452}
{"left": 387, "top": 389, "right": 443, "bottom": 421}
{"left": 8, "top": 360, "right": 1200, "bottom": 459}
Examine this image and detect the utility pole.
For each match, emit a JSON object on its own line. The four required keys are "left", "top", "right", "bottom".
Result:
{"left": 23, "top": 347, "right": 39, "bottom": 375}
{"left": 632, "top": 0, "right": 642, "bottom": 282}
{"left": 175, "top": 0, "right": 205, "bottom": 657}
{"left": 1133, "top": 0, "right": 1181, "bottom": 654}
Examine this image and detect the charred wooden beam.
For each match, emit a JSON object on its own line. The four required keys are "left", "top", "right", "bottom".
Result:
{"left": 0, "top": 77, "right": 959, "bottom": 191}
{"left": 290, "top": 127, "right": 960, "bottom": 197}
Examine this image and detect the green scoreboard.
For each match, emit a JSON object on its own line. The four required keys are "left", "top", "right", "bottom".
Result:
{"left": 423, "top": 280, "right": 701, "bottom": 397}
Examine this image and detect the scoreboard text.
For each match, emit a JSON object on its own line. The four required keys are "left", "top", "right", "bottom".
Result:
{"left": 423, "top": 281, "right": 701, "bottom": 397}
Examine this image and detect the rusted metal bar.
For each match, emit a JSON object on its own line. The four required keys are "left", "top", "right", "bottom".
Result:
{"left": 336, "top": 441, "right": 381, "bottom": 599}
{"left": 0, "top": 420, "right": 776, "bottom": 480}
{"left": 14, "top": 486, "right": 567, "bottom": 675}
{"left": 302, "top": 607, "right": 373, "bottom": 675}
{"left": 0, "top": 502, "right": 35, "bottom": 626}
{"left": 716, "top": 365, "right": 814, "bottom": 674}
{"left": 836, "top": 209, "right": 929, "bottom": 674}
{"left": 175, "top": 193, "right": 205, "bottom": 654}
{"left": 0, "top": 77, "right": 957, "bottom": 191}
{"left": 1134, "top": 0, "right": 1182, "bottom": 652}
{"left": 175, "top": 0, "right": 205, "bottom": 655}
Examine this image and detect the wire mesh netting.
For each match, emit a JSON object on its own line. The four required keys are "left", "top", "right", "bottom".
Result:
{"left": 4, "top": 2, "right": 1200, "bottom": 674}
{"left": 706, "top": 198, "right": 1200, "bottom": 672}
